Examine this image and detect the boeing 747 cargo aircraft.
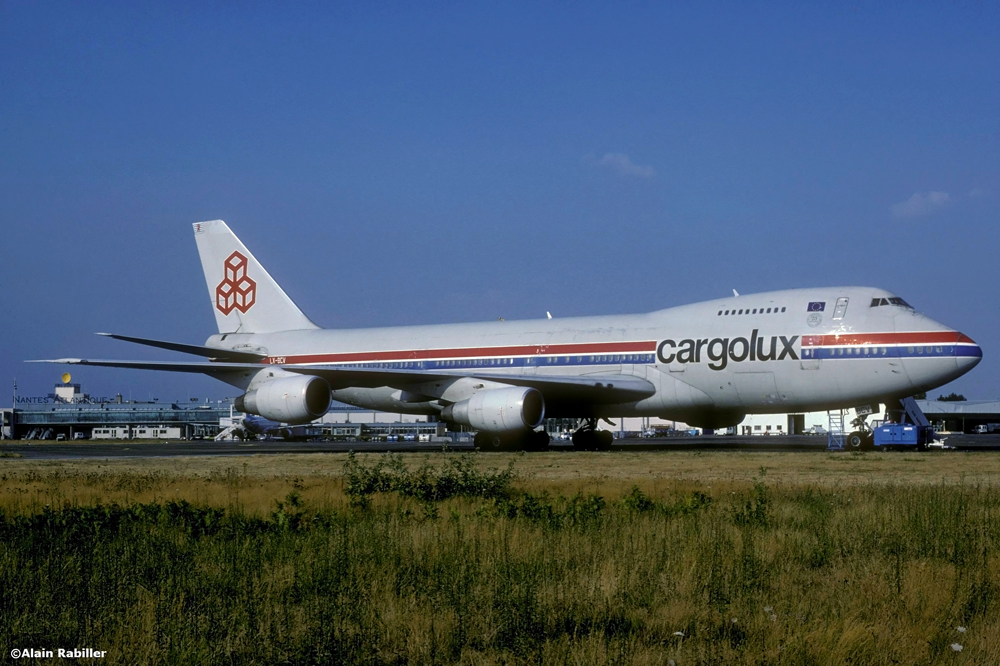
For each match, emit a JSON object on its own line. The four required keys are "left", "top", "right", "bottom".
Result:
{"left": 36, "top": 220, "right": 982, "bottom": 450}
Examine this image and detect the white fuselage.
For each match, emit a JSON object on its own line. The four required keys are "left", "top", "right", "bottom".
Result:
{"left": 207, "top": 286, "right": 981, "bottom": 424}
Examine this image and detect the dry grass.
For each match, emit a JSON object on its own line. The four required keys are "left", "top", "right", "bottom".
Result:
{"left": 2, "top": 450, "right": 999, "bottom": 513}
{"left": 2, "top": 451, "right": 1000, "bottom": 664}
{"left": 6, "top": 447, "right": 1000, "bottom": 480}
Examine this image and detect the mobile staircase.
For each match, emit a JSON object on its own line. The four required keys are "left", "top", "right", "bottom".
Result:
{"left": 871, "top": 397, "right": 935, "bottom": 450}
{"left": 826, "top": 410, "right": 846, "bottom": 450}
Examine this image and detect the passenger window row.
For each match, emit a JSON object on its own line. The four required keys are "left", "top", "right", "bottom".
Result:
{"left": 433, "top": 358, "right": 515, "bottom": 368}
{"left": 717, "top": 306, "right": 787, "bottom": 316}
{"left": 348, "top": 354, "right": 662, "bottom": 369}
{"left": 802, "top": 346, "right": 947, "bottom": 358}
{"left": 837, "top": 347, "right": 889, "bottom": 356}
{"left": 908, "top": 346, "right": 944, "bottom": 354}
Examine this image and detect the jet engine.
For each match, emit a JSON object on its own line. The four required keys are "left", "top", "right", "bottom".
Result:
{"left": 440, "top": 386, "right": 545, "bottom": 433}
{"left": 235, "top": 375, "right": 331, "bottom": 425}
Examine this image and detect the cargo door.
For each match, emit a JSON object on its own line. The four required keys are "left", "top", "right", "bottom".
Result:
{"left": 733, "top": 372, "right": 782, "bottom": 407}
{"left": 800, "top": 334, "right": 822, "bottom": 370}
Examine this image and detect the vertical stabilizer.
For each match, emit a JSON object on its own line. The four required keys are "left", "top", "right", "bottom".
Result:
{"left": 193, "top": 220, "right": 319, "bottom": 334}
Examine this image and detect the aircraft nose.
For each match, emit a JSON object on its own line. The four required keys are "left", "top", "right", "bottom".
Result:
{"left": 895, "top": 328, "right": 981, "bottom": 392}
{"left": 955, "top": 332, "right": 983, "bottom": 372}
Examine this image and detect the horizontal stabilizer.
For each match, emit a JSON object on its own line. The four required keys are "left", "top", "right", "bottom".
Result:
{"left": 96, "top": 333, "right": 267, "bottom": 363}
{"left": 26, "top": 358, "right": 262, "bottom": 375}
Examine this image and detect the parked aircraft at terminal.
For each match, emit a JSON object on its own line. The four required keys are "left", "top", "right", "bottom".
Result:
{"left": 34, "top": 220, "right": 982, "bottom": 450}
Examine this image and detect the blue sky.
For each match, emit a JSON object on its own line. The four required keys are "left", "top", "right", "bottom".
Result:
{"left": 1, "top": 2, "right": 997, "bottom": 402}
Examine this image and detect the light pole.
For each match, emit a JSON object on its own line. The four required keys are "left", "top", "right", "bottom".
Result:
{"left": 10, "top": 378, "right": 17, "bottom": 441}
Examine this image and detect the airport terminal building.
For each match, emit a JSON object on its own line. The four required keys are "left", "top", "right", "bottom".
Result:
{"left": 2, "top": 383, "right": 232, "bottom": 441}
{"left": 0, "top": 382, "right": 457, "bottom": 442}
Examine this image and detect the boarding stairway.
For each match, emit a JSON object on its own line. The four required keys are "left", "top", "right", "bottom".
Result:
{"left": 826, "top": 410, "right": 845, "bottom": 450}
{"left": 900, "top": 397, "right": 930, "bottom": 427}
{"left": 215, "top": 423, "right": 246, "bottom": 441}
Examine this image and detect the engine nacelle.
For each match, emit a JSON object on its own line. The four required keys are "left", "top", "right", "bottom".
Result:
{"left": 235, "top": 375, "right": 331, "bottom": 425}
{"left": 441, "top": 386, "right": 545, "bottom": 433}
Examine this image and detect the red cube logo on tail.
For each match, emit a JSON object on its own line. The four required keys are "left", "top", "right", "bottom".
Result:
{"left": 216, "top": 252, "right": 256, "bottom": 314}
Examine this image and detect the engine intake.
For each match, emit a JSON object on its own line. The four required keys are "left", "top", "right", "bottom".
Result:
{"left": 235, "top": 375, "right": 331, "bottom": 425}
{"left": 441, "top": 386, "right": 545, "bottom": 433}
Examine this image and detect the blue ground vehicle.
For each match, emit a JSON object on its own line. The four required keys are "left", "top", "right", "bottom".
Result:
{"left": 871, "top": 397, "right": 935, "bottom": 450}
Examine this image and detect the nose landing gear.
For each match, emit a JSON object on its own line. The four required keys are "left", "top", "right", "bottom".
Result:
{"left": 847, "top": 413, "right": 875, "bottom": 451}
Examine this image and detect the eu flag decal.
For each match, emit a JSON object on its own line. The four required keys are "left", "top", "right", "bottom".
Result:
{"left": 807, "top": 302, "right": 826, "bottom": 312}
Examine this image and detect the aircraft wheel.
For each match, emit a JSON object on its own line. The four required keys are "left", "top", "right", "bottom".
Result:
{"left": 525, "top": 430, "right": 550, "bottom": 452}
{"left": 475, "top": 431, "right": 519, "bottom": 451}
{"left": 847, "top": 431, "right": 864, "bottom": 450}
{"left": 597, "top": 430, "right": 613, "bottom": 450}
{"left": 572, "top": 430, "right": 604, "bottom": 451}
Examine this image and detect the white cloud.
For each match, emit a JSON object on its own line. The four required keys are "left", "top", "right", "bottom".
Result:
{"left": 891, "top": 191, "right": 950, "bottom": 219}
{"left": 590, "top": 153, "right": 655, "bottom": 178}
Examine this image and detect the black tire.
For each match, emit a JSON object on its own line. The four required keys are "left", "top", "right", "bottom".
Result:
{"left": 475, "top": 431, "right": 523, "bottom": 451}
{"left": 847, "top": 431, "right": 864, "bottom": 450}
{"left": 571, "top": 430, "right": 594, "bottom": 450}
{"left": 525, "top": 430, "right": 551, "bottom": 452}
{"left": 572, "top": 430, "right": 610, "bottom": 451}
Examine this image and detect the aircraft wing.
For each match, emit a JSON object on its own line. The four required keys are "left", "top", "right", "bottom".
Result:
{"left": 285, "top": 366, "right": 655, "bottom": 403}
{"left": 28, "top": 359, "right": 655, "bottom": 405}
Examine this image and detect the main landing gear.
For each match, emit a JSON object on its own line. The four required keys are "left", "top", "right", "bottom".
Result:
{"left": 474, "top": 429, "right": 551, "bottom": 452}
{"left": 572, "top": 419, "right": 614, "bottom": 451}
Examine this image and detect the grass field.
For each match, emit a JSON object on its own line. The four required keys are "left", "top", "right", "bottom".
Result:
{"left": 2, "top": 451, "right": 1000, "bottom": 664}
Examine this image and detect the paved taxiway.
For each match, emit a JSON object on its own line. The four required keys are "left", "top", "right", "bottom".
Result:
{"left": 2, "top": 435, "right": 1000, "bottom": 459}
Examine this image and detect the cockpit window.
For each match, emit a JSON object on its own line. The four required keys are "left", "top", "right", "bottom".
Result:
{"left": 871, "top": 297, "right": 913, "bottom": 308}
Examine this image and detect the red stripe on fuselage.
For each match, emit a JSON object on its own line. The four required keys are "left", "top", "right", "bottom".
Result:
{"left": 261, "top": 331, "right": 977, "bottom": 365}
{"left": 265, "top": 340, "right": 658, "bottom": 365}
{"left": 801, "top": 332, "right": 965, "bottom": 347}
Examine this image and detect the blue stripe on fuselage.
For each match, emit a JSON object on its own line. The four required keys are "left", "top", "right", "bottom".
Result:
{"left": 801, "top": 345, "right": 981, "bottom": 360}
